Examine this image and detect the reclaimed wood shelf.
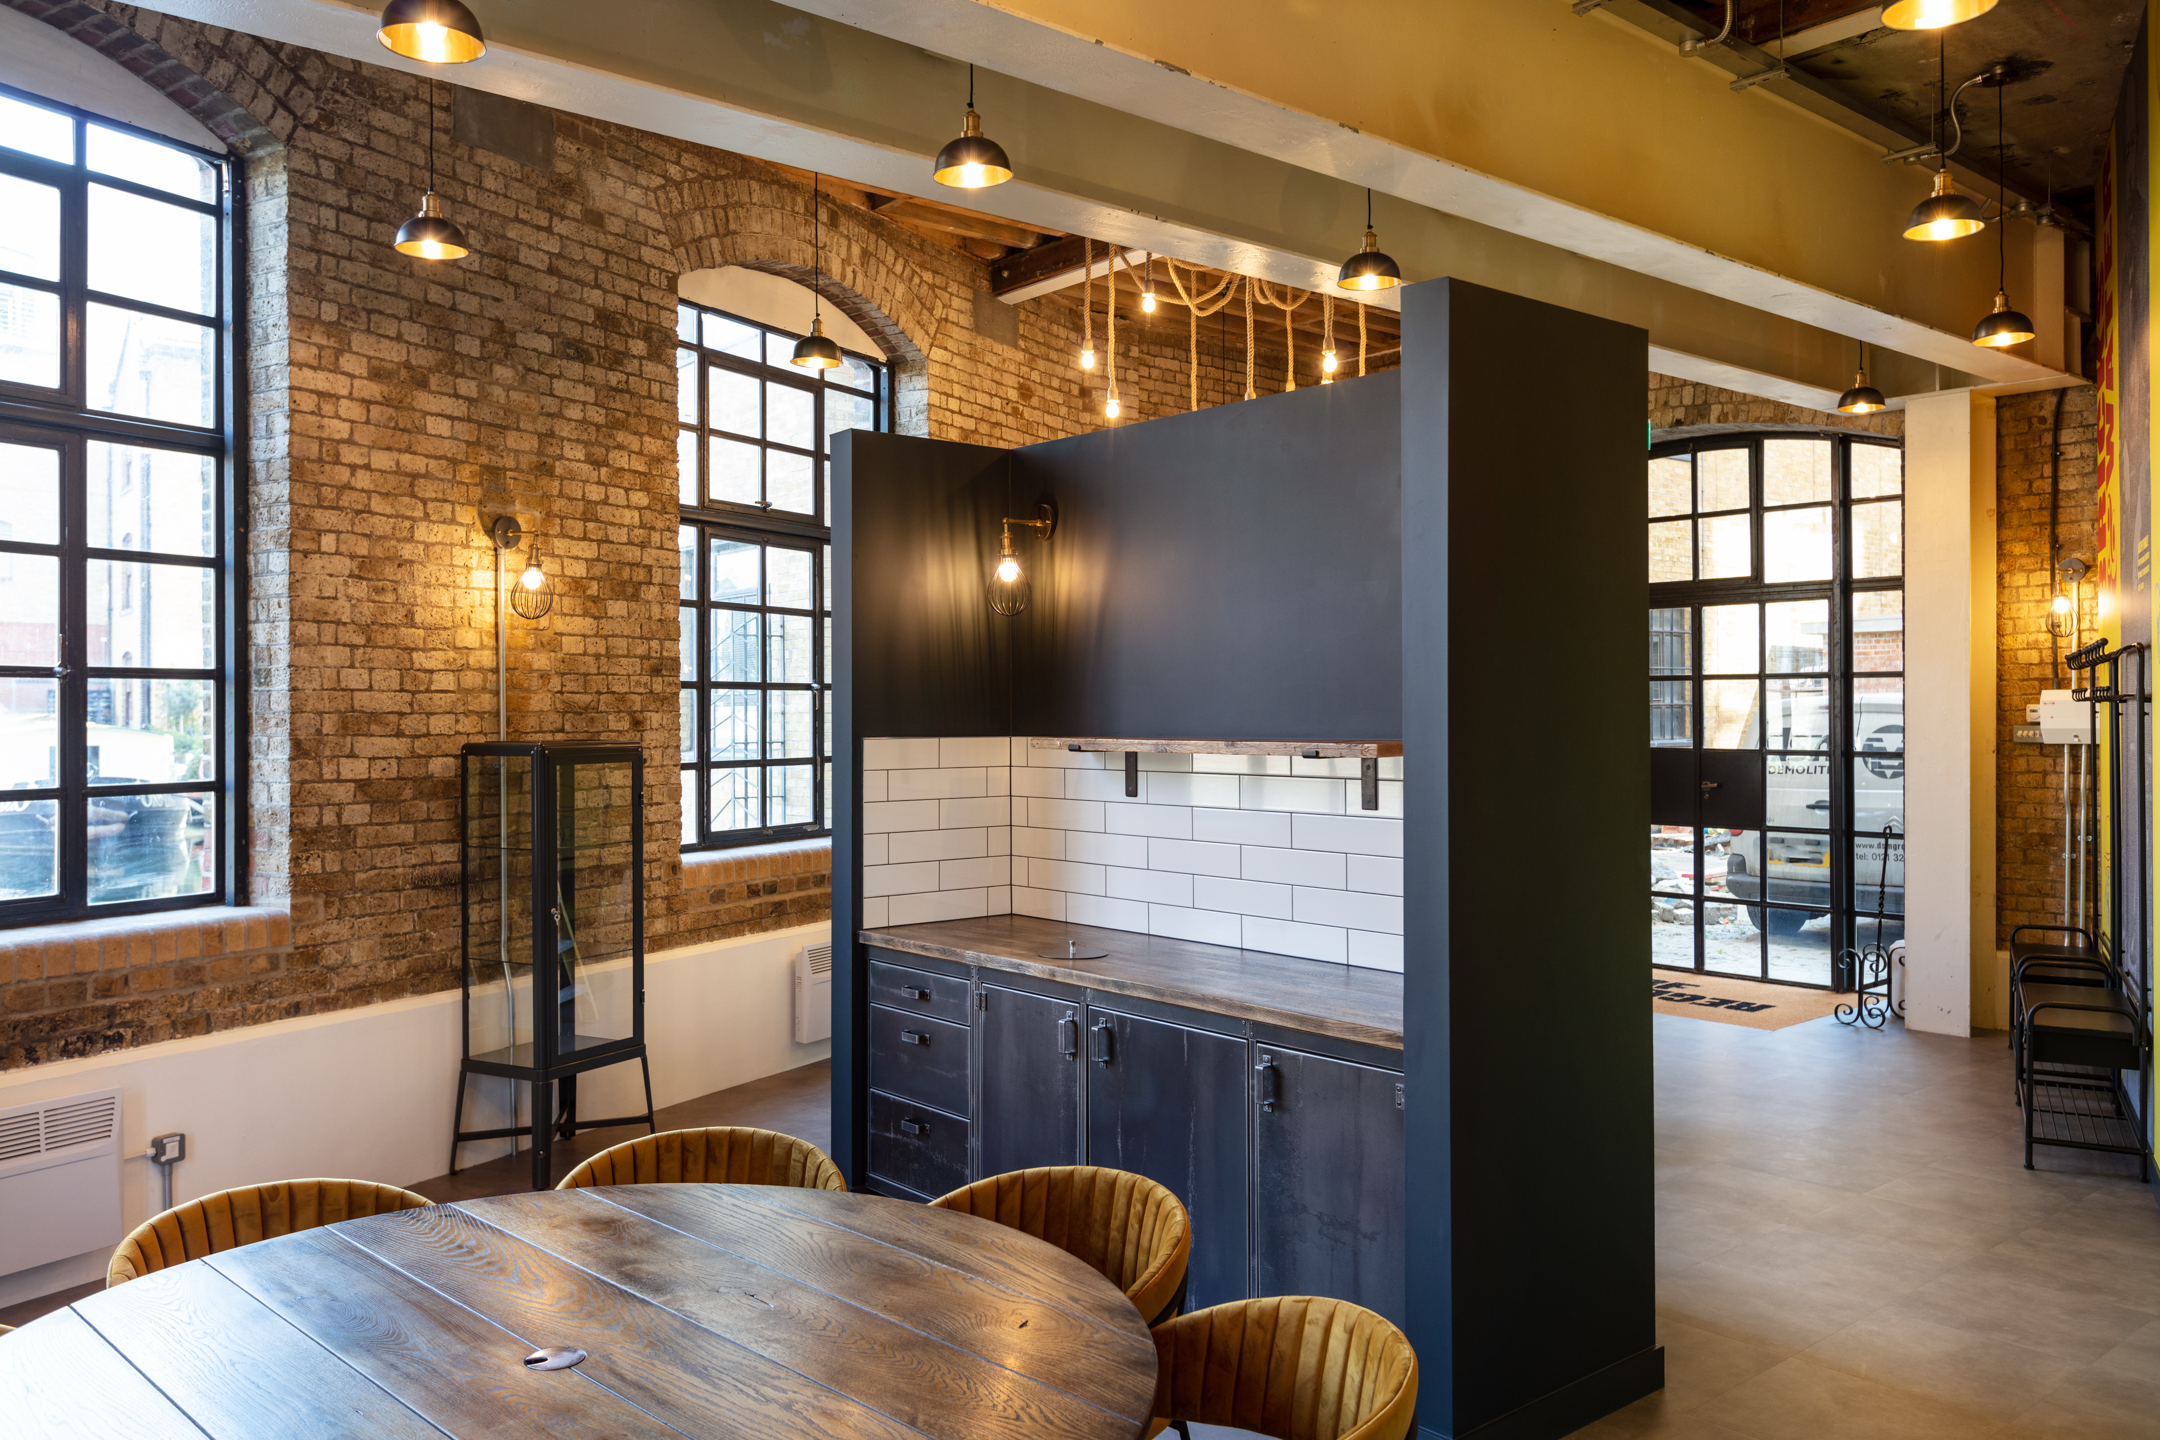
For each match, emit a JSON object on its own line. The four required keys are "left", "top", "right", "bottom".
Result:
{"left": 1032, "top": 737, "right": 1402, "bottom": 758}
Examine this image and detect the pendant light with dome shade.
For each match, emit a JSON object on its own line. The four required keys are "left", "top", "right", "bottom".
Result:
{"left": 1904, "top": 38, "right": 1986, "bottom": 242}
{"left": 1338, "top": 189, "right": 1402, "bottom": 292}
{"left": 377, "top": 0, "right": 486, "bottom": 62}
{"left": 1882, "top": 0, "right": 1996, "bottom": 30}
{"left": 394, "top": 80, "right": 470, "bottom": 260}
{"left": 792, "top": 174, "right": 845, "bottom": 370}
{"left": 933, "top": 64, "right": 1013, "bottom": 190}
{"left": 1971, "top": 75, "right": 2035, "bottom": 350}
{"left": 1837, "top": 343, "right": 1887, "bottom": 414}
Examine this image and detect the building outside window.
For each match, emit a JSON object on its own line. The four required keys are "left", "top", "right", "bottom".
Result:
{"left": 675, "top": 299, "right": 888, "bottom": 849}
{"left": 0, "top": 85, "right": 237, "bottom": 921}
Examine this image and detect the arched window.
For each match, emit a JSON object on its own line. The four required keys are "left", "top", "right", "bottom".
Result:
{"left": 1645, "top": 431, "right": 1904, "bottom": 988}
{"left": 674, "top": 270, "right": 891, "bottom": 849}
{"left": 0, "top": 83, "right": 234, "bottom": 918}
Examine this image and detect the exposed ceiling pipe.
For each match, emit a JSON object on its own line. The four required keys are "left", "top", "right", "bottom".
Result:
{"left": 1680, "top": 0, "right": 1735, "bottom": 56}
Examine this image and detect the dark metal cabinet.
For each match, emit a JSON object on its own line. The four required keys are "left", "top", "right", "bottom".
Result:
{"left": 1251, "top": 1043, "right": 1407, "bottom": 1325}
{"left": 1084, "top": 1006, "right": 1249, "bottom": 1313}
{"left": 977, "top": 982, "right": 1082, "bottom": 1176}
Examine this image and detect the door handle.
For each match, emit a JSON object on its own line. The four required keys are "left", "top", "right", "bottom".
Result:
{"left": 1255, "top": 1053, "right": 1280, "bottom": 1110}
{"left": 1058, "top": 1014, "right": 1078, "bottom": 1057}
{"left": 1805, "top": 801, "right": 1831, "bottom": 812}
{"left": 1700, "top": 781, "right": 1722, "bottom": 795}
{"left": 1090, "top": 1020, "right": 1114, "bottom": 1066}
{"left": 900, "top": 1030, "right": 929, "bottom": 1046}
{"left": 901, "top": 986, "right": 931, "bottom": 1001}
{"left": 900, "top": 1116, "right": 929, "bottom": 1137}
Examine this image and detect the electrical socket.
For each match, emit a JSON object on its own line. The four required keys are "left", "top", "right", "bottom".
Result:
{"left": 147, "top": 1132, "right": 186, "bottom": 1164}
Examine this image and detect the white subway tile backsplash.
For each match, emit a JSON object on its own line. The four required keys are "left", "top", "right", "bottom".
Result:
{"left": 1013, "top": 886, "right": 1067, "bottom": 921}
{"left": 985, "top": 768, "right": 1012, "bottom": 797}
{"left": 888, "top": 828, "right": 986, "bottom": 864}
{"left": 1191, "top": 807, "right": 1292, "bottom": 847}
{"left": 889, "top": 766, "right": 987, "bottom": 801}
{"left": 1241, "top": 916, "right": 1347, "bottom": 964}
{"left": 986, "top": 826, "right": 1011, "bottom": 856}
{"left": 1379, "top": 756, "right": 1403, "bottom": 780}
{"left": 860, "top": 770, "right": 888, "bottom": 804}
{"left": 1241, "top": 775, "right": 1345, "bottom": 815}
{"left": 1348, "top": 854, "right": 1404, "bottom": 895}
{"left": 986, "top": 885, "right": 1012, "bottom": 915}
{"left": 1069, "top": 894, "right": 1148, "bottom": 931}
{"left": 941, "top": 736, "right": 1009, "bottom": 768}
{"left": 1368, "top": 781, "right": 1404, "bottom": 818}
{"left": 864, "top": 737, "right": 940, "bottom": 770}
{"left": 1347, "top": 930, "right": 1404, "bottom": 972}
{"left": 1011, "top": 767, "right": 1065, "bottom": 798}
{"left": 1295, "top": 886, "right": 1403, "bottom": 934}
{"left": 1144, "top": 772, "right": 1241, "bottom": 808}
{"left": 1148, "top": 904, "right": 1242, "bottom": 947}
{"left": 1136, "top": 752, "right": 1194, "bottom": 772}
{"left": 1028, "top": 796, "right": 1104, "bottom": 832}
{"left": 1065, "top": 768, "right": 1136, "bottom": 803}
{"left": 1194, "top": 753, "right": 1290, "bottom": 775}
{"left": 861, "top": 833, "right": 889, "bottom": 867}
{"left": 1011, "top": 826, "right": 1067, "bottom": 860}
{"left": 1105, "top": 803, "right": 1192, "bottom": 840}
{"left": 1148, "top": 838, "right": 1241, "bottom": 877}
{"left": 1292, "top": 813, "right": 1404, "bottom": 857}
{"left": 861, "top": 896, "right": 889, "bottom": 929}
{"left": 1026, "top": 743, "right": 1104, "bottom": 769}
{"left": 863, "top": 861, "right": 941, "bottom": 897}
{"left": 863, "top": 799, "right": 941, "bottom": 834}
{"left": 1241, "top": 845, "right": 1346, "bottom": 889}
{"left": 940, "top": 796, "right": 1010, "bottom": 828}
{"left": 1107, "top": 866, "right": 1193, "bottom": 907}
{"left": 1290, "top": 756, "right": 1364, "bottom": 778}
{"left": 1192, "top": 875, "right": 1294, "bottom": 919}
{"left": 890, "top": 888, "right": 988, "bottom": 926}
{"left": 1067, "top": 831, "right": 1149, "bottom": 868}
{"left": 941, "top": 856, "right": 1012, "bottom": 890}
{"left": 1028, "top": 858, "right": 1106, "bottom": 896}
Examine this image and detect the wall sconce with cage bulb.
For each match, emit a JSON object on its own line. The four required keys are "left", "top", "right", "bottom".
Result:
{"left": 490, "top": 515, "right": 556, "bottom": 620}
{"left": 2049, "top": 556, "right": 2088, "bottom": 640}
{"left": 988, "top": 502, "right": 1056, "bottom": 616}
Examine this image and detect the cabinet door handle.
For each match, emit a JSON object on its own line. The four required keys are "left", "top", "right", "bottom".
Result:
{"left": 1090, "top": 1020, "right": 1114, "bottom": 1066}
{"left": 1255, "top": 1053, "right": 1280, "bottom": 1111}
{"left": 900, "top": 1117, "right": 928, "bottom": 1137}
{"left": 902, "top": 986, "right": 931, "bottom": 1001}
{"left": 1058, "top": 1015, "right": 1078, "bottom": 1057}
{"left": 900, "top": 1030, "right": 929, "bottom": 1046}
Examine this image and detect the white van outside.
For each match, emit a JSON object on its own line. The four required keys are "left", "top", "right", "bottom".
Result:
{"left": 1724, "top": 691, "right": 1903, "bottom": 933}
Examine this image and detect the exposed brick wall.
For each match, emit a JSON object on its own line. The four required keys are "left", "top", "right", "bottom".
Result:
{"left": 1995, "top": 386, "right": 2099, "bottom": 946}
{"left": 1648, "top": 372, "right": 1904, "bottom": 440}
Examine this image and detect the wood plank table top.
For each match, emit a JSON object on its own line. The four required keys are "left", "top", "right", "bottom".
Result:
{"left": 2, "top": 1185, "right": 1158, "bottom": 1440}
{"left": 863, "top": 913, "right": 1405, "bottom": 1051}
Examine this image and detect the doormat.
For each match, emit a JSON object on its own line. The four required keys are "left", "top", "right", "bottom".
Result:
{"left": 1651, "top": 972, "right": 1843, "bottom": 1030}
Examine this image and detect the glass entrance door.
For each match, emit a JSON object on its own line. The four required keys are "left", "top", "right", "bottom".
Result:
{"left": 1646, "top": 435, "right": 1905, "bottom": 988}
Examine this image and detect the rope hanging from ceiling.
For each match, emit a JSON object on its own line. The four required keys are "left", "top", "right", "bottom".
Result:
{"left": 1080, "top": 236, "right": 1092, "bottom": 367}
{"left": 1251, "top": 279, "right": 1313, "bottom": 391}
{"left": 1162, "top": 258, "right": 1237, "bottom": 411}
{"left": 1106, "top": 247, "right": 1121, "bottom": 417}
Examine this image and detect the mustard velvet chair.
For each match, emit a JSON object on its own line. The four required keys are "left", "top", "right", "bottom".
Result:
{"left": 107, "top": 1179, "right": 434, "bottom": 1287}
{"left": 1149, "top": 1295, "right": 1418, "bottom": 1440}
{"left": 930, "top": 1165, "right": 1191, "bottom": 1326}
{"left": 556, "top": 1126, "right": 846, "bottom": 1192}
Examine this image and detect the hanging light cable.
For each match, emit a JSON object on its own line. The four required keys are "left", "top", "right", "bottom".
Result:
{"left": 1338, "top": 188, "right": 1403, "bottom": 291}
{"left": 1905, "top": 37, "right": 1985, "bottom": 241}
{"left": 1357, "top": 302, "right": 1368, "bottom": 376}
{"left": 377, "top": 0, "right": 486, "bottom": 63}
{"left": 1105, "top": 250, "right": 1122, "bottom": 419}
{"left": 932, "top": 64, "right": 1013, "bottom": 189}
{"left": 1079, "top": 237, "right": 1095, "bottom": 371}
{"left": 394, "top": 78, "right": 470, "bottom": 259}
{"left": 1972, "top": 75, "right": 2035, "bottom": 349}
{"left": 792, "top": 174, "right": 844, "bottom": 368}
{"left": 1243, "top": 278, "right": 1256, "bottom": 400}
{"left": 1837, "top": 341, "right": 1887, "bottom": 414}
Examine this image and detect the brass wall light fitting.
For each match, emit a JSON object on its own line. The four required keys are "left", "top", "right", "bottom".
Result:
{"left": 377, "top": 0, "right": 486, "bottom": 62}
{"left": 490, "top": 515, "right": 555, "bottom": 620}
{"left": 933, "top": 64, "right": 1013, "bottom": 189}
{"left": 988, "top": 502, "right": 1056, "bottom": 616}
{"left": 1338, "top": 189, "right": 1402, "bottom": 292}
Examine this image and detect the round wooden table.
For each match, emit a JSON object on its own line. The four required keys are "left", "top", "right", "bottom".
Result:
{"left": 3, "top": 1185, "right": 1159, "bottom": 1439}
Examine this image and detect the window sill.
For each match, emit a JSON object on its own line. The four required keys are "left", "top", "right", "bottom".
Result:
{"left": 0, "top": 905, "right": 292, "bottom": 973}
{"left": 679, "top": 839, "right": 831, "bottom": 886}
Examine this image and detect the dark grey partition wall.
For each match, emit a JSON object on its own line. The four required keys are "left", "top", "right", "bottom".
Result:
{"left": 1401, "top": 279, "right": 1658, "bottom": 1438}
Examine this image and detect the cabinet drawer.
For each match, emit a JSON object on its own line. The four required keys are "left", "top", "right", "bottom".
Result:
{"left": 869, "top": 960, "right": 972, "bottom": 1025}
{"left": 867, "top": 1006, "right": 971, "bottom": 1115}
{"left": 867, "top": 1090, "right": 968, "bottom": 1200}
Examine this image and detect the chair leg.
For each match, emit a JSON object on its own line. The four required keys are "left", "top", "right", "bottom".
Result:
{"left": 1172, "top": 1422, "right": 1190, "bottom": 1440}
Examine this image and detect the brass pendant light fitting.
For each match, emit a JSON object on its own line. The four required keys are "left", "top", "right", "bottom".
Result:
{"left": 377, "top": 0, "right": 486, "bottom": 62}
{"left": 1971, "top": 71, "right": 2033, "bottom": 349}
{"left": 394, "top": 80, "right": 470, "bottom": 259}
{"left": 1837, "top": 343, "right": 1887, "bottom": 414}
{"left": 1338, "top": 189, "right": 1402, "bottom": 291}
{"left": 933, "top": 65, "right": 1014, "bottom": 189}
{"left": 793, "top": 174, "right": 844, "bottom": 369}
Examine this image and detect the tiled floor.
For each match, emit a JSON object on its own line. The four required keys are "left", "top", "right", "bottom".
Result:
{"left": 8, "top": 1024, "right": 2156, "bottom": 1440}
{"left": 1574, "top": 1013, "right": 2160, "bottom": 1439}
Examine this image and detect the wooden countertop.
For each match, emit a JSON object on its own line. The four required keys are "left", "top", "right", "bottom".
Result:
{"left": 861, "top": 914, "right": 1403, "bottom": 1050}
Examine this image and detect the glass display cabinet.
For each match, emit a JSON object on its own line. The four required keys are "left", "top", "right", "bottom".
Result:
{"left": 450, "top": 741, "right": 653, "bottom": 1190}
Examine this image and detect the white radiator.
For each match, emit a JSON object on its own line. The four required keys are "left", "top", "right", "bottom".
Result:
{"left": 793, "top": 942, "right": 833, "bottom": 1044}
{"left": 0, "top": 1087, "right": 123, "bottom": 1278}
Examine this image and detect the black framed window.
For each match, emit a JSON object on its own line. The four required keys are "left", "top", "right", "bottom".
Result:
{"left": 0, "top": 85, "right": 237, "bottom": 922}
{"left": 676, "top": 299, "right": 885, "bottom": 848}
{"left": 1646, "top": 433, "right": 1902, "bottom": 986}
